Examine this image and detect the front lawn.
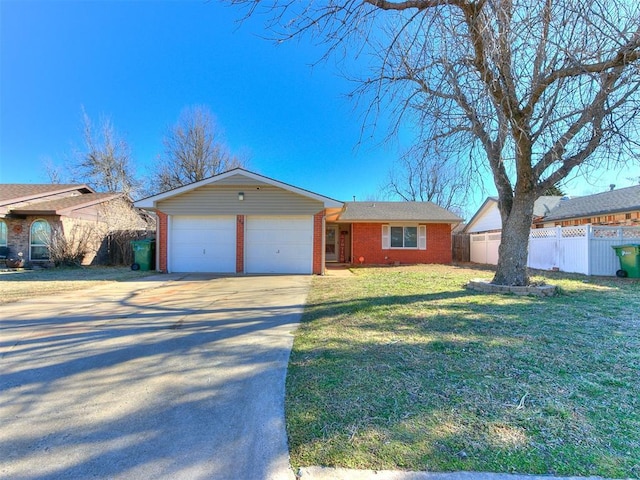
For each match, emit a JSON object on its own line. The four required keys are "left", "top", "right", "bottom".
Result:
{"left": 286, "top": 265, "right": 640, "bottom": 478}
{"left": 0, "top": 266, "right": 155, "bottom": 304}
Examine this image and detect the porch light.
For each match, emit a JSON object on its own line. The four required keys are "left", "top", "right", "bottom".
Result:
{"left": 238, "top": 192, "right": 244, "bottom": 201}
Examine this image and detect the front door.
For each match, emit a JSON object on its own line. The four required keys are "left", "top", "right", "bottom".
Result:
{"left": 325, "top": 225, "right": 338, "bottom": 262}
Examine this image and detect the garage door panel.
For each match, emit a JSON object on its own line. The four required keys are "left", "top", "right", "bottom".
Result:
{"left": 245, "top": 216, "right": 313, "bottom": 274}
{"left": 170, "top": 216, "right": 236, "bottom": 273}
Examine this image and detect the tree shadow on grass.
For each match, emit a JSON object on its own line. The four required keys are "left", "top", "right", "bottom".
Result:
{"left": 285, "top": 282, "right": 640, "bottom": 477}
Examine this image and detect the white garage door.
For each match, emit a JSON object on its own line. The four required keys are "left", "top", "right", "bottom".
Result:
{"left": 170, "top": 216, "right": 236, "bottom": 273}
{"left": 245, "top": 216, "right": 314, "bottom": 274}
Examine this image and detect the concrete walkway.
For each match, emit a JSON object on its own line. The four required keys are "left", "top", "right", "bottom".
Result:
{"left": 1, "top": 274, "right": 309, "bottom": 480}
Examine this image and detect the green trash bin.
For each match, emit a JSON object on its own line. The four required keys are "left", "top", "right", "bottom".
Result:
{"left": 612, "top": 244, "right": 640, "bottom": 278}
{"left": 131, "top": 239, "right": 155, "bottom": 271}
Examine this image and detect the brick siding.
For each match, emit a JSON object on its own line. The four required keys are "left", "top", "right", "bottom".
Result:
{"left": 236, "top": 215, "right": 245, "bottom": 273}
{"left": 352, "top": 223, "right": 452, "bottom": 265}
{"left": 2, "top": 215, "right": 62, "bottom": 265}
{"left": 157, "top": 211, "right": 168, "bottom": 272}
{"left": 312, "top": 211, "right": 324, "bottom": 275}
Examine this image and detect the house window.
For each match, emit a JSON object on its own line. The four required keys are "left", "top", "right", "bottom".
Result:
{"left": 0, "top": 221, "right": 6, "bottom": 247}
{"left": 382, "top": 225, "right": 427, "bottom": 250}
{"left": 391, "top": 226, "right": 417, "bottom": 248}
{"left": 30, "top": 220, "right": 51, "bottom": 260}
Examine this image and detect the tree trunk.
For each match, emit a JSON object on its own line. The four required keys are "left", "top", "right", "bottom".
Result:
{"left": 493, "top": 192, "right": 536, "bottom": 286}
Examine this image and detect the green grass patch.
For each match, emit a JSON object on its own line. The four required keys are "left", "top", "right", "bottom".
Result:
{"left": 286, "top": 265, "right": 640, "bottom": 478}
{"left": 0, "top": 266, "right": 155, "bottom": 304}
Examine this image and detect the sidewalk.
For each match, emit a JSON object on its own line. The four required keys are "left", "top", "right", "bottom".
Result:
{"left": 297, "top": 466, "right": 616, "bottom": 480}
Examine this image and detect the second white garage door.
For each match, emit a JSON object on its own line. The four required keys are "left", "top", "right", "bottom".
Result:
{"left": 245, "top": 216, "right": 314, "bottom": 274}
{"left": 170, "top": 215, "right": 236, "bottom": 273}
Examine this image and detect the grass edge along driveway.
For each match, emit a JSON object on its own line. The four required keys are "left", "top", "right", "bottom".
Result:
{"left": 285, "top": 265, "right": 640, "bottom": 479}
{"left": 0, "top": 266, "right": 155, "bottom": 304}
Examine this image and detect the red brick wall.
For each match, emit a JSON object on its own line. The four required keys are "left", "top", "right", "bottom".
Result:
{"left": 157, "top": 211, "right": 168, "bottom": 272}
{"left": 312, "top": 211, "right": 324, "bottom": 275}
{"left": 236, "top": 215, "right": 245, "bottom": 273}
{"left": 352, "top": 223, "right": 453, "bottom": 265}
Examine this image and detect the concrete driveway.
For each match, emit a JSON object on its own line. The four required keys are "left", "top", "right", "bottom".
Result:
{"left": 1, "top": 274, "right": 311, "bottom": 480}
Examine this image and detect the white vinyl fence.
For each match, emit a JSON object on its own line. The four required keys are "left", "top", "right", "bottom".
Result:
{"left": 470, "top": 232, "right": 501, "bottom": 265}
{"left": 528, "top": 225, "right": 640, "bottom": 276}
{"left": 470, "top": 225, "right": 640, "bottom": 276}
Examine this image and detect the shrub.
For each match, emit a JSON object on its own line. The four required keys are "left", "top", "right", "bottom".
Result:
{"left": 47, "top": 224, "right": 95, "bottom": 267}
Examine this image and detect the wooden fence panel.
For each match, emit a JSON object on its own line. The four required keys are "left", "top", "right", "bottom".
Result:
{"left": 452, "top": 233, "right": 470, "bottom": 263}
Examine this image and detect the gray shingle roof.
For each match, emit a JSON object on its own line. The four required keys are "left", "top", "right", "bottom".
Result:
{"left": 543, "top": 185, "right": 640, "bottom": 221}
{"left": 533, "top": 196, "right": 563, "bottom": 217}
{"left": 337, "top": 201, "right": 462, "bottom": 223}
{"left": 10, "top": 192, "right": 121, "bottom": 214}
{"left": 0, "top": 184, "right": 93, "bottom": 204}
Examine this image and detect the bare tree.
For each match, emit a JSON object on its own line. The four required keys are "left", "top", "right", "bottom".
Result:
{"left": 43, "top": 157, "right": 63, "bottom": 184}
{"left": 149, "top": 106, "right": 246, "bottom": 193}
{"left": 384, "top": 143, "right": 475, "bottom": 216}
{"left": 47, "top": 222, "right": 95, "bottom": 267}
{"left": 228, "top": 0, "right": 640, "bottom": 285}
{"left": 75, "top": 109, "right": 138, "bottom": 196}
{"left": 98, "top": 198, "right": 155, "bottom": 265}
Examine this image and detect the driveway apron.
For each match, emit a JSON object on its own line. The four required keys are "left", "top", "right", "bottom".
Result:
{"left": 0, "top": 274, "right": 310, "bottom": 480}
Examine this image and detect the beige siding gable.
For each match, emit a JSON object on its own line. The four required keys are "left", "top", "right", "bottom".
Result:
{"left": 210, "top": 173, "right": 272, "bottom": 187}
{"left": 68, "top": 204, "right": 102, "bottom": 222}
{"left": 157, "top": 184, "right": 324, "bottom": 215}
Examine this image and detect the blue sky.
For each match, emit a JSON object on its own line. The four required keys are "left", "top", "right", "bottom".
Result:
{"left": 0, "top": 1, "right": 636, "bottom": 218}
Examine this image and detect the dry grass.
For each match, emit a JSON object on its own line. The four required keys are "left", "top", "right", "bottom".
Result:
{"left": 0, "top": 266, "right": 155, "bottom": 304}
{"left": 286, "top": 265, "right": 640, "bottom": 478}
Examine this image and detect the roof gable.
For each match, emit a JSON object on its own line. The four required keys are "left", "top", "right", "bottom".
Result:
{"left": 463, "top": 197, "right": 498, "bottom": 233}
{"left": 463, "top": 195, "right": 563, "bottom": 233}
{"left": 464, "top": 195, "right": 563, "bottom": 233}
{"left": 135, "top": 168, "right": 343, "bottom": 208}
{"left": 543, "top": 185, "right": 640, "bottom": 221}
{"left": 337, "top": 201, "right": 462, "bottom": 223}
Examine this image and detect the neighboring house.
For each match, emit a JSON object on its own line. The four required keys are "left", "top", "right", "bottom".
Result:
{"left": 0, "top": 184, "right": 130, "bottom": 265}
{"left": 134, "top": 168, "right": 462, "bottom": 274}
{"left": 464, "top": 186, "right": 640, "bottom": 271}
{"left": 464, "top": 196, "right": 562, "bottom": 265}
{"left": 534, "top": 184, "right": 640, "bottom": 228}
{"left": 465, "top": 196, "right": 563, "bottom": 234}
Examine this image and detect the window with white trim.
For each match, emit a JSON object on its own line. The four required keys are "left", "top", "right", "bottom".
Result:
{"left": 382, "top": 225, "right": 427, "bottom": 250}
{"left": 30, "top": 219, "right": 51, "bottom": 260}
{"left": 391, "top": 226, "right": 417, "bottom": 248}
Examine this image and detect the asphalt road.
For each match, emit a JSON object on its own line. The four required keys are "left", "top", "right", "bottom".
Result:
{"left": 1, "top": 274, "right": 310, "bottom": 480}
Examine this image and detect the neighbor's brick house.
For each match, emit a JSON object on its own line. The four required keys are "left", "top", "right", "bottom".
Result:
{"left": 0, "top": 184, "right": 138, "bottom": 266}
